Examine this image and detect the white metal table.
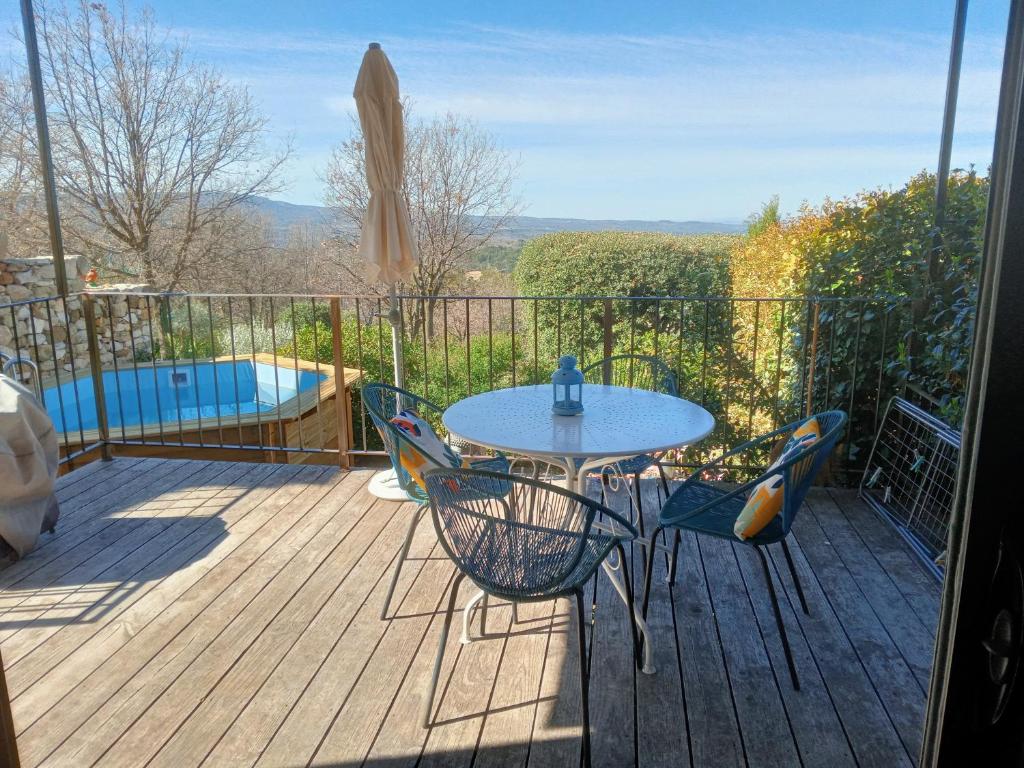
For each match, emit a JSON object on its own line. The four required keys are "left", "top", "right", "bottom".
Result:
{"left": 443, "top": 383, "right": 715, "bottom": 673}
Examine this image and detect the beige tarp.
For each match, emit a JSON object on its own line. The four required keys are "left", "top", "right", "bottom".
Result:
{"left": 0, "top": 374, "right": 59, "bottom": 558}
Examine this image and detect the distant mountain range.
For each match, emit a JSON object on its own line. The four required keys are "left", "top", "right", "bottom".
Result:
{"left": 242, "top": 195, "right": 745, "bottom": 242}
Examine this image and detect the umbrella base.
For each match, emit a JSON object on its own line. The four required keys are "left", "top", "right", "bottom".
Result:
{"left": 369, "top": 468, "right": 414, "bottom": 501}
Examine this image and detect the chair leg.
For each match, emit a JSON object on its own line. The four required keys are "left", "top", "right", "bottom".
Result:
{"left": 616, "top": 543, "right": 642, "bottom": 668}
{"left": 574, "top": 589, "right": 592, "bottom": 768}
{"left": 480, "top": 592, "right": 489, "bottom": 636}
{"left": 642, "top": 525, "right": 662, "bottom": 620}
{"left": 382, "top": 503, "right": 426, "bottom": 620}
{"left": 668, "top": 530, "right": 681, "bottom": 585}
{"left": 657, "top": 462, "right": 671, "bottom": 500}
{"left": 423, "top": 572, "right": 466, "bottom": 727}
{"left": 780, "top": 538, "right": 809, "bottom": 615}
{"left": 754, "top": 547, "right": 800, "bottom": 691}
{"left": 632, "top": 472, "right": 646, "bottom": 539}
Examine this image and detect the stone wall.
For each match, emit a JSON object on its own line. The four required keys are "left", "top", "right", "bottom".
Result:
{"left": 0, "top": 255, "right": 155, "bottom": 381}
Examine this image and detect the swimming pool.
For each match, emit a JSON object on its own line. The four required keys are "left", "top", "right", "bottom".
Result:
{"left": 45, "top": 358, "right": 328, "bottom": 435}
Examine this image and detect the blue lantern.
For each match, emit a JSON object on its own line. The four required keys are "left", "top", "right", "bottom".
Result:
{"left": 551, "top": 355, "right": 584, "bottom": 416}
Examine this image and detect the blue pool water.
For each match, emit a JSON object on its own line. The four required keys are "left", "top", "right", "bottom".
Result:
{"left": 44, "top": 360, "right": 327, "bottom": 434}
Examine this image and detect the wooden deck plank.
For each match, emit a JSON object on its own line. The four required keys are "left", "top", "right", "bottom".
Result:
{"left": 587, "top": 485, "right": 638, "bottom": 768}
{"left": 362, "top": 597, "right": 480, "bottom": 768}
{"left": 3, "top": 465, "right": 941, "bottom": 768}
{"left": 634, "top": 482, "right": 691, "bottom": 768}
{"left": 4, "top": 462, "right": 301, "bottom": 700}
{"left": 56, "top": 470, "right": 371, "bottom": 768}
{"left": 671, "top": 531, "right": 745, "bottom": 768}
{"left": 829, "top": 489, "right": 941, "bottom": 633}
{"left": 0, "top": 459, "right": 200, "bottom": 591}
{"left": 308, "top": 525, "right": 457, "bottom": 766}
{"left": 54, "top": 457, "right": 142, "bottom": 498}
{"left": 0, "top": 460, "right": 259, "bottom": 635}
{"left": 146, "top": 478, "right": 400, "bottom": 767}
{"left": 13, "top": 465, "right": 335, "bottom": 767}
{"left": 197, "top": 500, "right": 422, "bottom": 767}
{"left": 789, "top": 505, "right": 921, "bottom": 763}
{"left": 417, "top": 591, "right": 515, "bottom": 767}
{"left": 247, "top": 499, "right": 439, "bottom": 768}
{"left": 697, "top": 534, "right": 801, "bottom": 768}
{"left": 804, "top": 489, "right": 935, "bottom": 689}
{"left": 525, "top": 595, "right": 583, "bottom": 768}
{"left": 472, "top": 599, "right": 555, "bottom": 768}
{"left": 729, "top": 539, "right": 857, "bottom": 767}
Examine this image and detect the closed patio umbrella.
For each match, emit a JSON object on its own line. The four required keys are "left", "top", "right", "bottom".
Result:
{"left": 354, "top": 42, "right": 419, "bottom": 500}
{"left": 354, "top": 42, "right": 417, "bottom": 390}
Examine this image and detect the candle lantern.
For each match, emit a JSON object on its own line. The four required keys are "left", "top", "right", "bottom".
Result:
{"left": 551, "top": 355, "right": 584, "bottom": 416}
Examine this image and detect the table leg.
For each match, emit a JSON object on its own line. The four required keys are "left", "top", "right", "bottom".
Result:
{"left": 569, "top": 457, "right": 656, "bottom": 675}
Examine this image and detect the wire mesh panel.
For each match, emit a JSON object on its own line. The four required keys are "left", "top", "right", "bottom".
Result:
{"left": 860, "top": 397, "right": 960, "bottom": 579}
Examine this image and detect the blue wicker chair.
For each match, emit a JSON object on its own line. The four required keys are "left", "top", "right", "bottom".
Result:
{"left": 362, "top": 382, "right": 509, "bottom": 619}
{"left": 581, "top": 354, "right": 679, "bottom": 534}
{"left": 641, "top": 410, "right": 847, "bottom": 690}
{"left": 421, "top": 466, "right": 640, "bottom": 767}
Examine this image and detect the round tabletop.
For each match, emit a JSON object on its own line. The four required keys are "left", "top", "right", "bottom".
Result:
{"left": 442, "top": 384, "right": 715, "bottom": 459}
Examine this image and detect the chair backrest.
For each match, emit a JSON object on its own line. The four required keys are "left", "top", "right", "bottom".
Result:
{"left": 582, "top": 354, "right": 678, "bottom": 396}
{"left": 778, "top": 410, "right": 847, "bottom": 532}
{"left": 424, "top": 467, "right": 620, "bottom": 599}
{"left": 362, "top": 382, "right": 447, "bottom": 498}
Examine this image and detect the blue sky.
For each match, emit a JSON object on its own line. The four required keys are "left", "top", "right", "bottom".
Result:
{"left": 4, "top": 1, "right": 1013, "bottom": 220}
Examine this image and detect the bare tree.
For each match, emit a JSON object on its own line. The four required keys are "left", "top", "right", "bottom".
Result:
{"left": 25, "top": 0, "right": 289, "bottom": 290}
{"left": 0, "top": 73, "right": 49, "bottom": 257}
{"left": 325, "top": 110, "right": 519, "bottom": 336}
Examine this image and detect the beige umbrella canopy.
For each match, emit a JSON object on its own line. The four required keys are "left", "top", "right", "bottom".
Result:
{"left": 353, "top": 43, "right": 417, "bottom": 396}
{"left": 354, "top": 42, "right": 418, "bottom": 285}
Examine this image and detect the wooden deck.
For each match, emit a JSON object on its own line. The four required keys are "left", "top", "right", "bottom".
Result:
{"left": 1, "top": 458, "right": 940, "bottom": 767}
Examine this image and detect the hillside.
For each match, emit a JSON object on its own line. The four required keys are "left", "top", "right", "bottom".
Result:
{"left": 242, "top": 196, "right": 744, "bottom": 242}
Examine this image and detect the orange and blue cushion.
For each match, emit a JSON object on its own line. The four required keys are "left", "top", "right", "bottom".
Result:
{"left": 734, "top": 473, "right": 784, "bottom": 540}
{"left": 784, "top": 416, "right": 821, "bottom": 453}
{"left": 389, "top": 409, "right": 463, "bottom": 489}
{"left": 734, "top": 417, "right": 821, "bottom": 540}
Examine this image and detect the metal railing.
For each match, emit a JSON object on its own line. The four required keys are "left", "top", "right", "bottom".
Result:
{"left": 0, "top": 290, "right": 915, "bottom": 481}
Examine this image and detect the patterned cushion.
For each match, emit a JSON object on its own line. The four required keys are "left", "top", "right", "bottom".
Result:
{"left": 733, "top": 417, "right": 822, "bottom": 540}
{"left": 734, "top": 473, "right": 784, "bottom": 540}
{"left": 389, "top": 410, "right": 461, "bottom": 489}
{"left": 784, "top": 416, "right": 821, "bottom": 454}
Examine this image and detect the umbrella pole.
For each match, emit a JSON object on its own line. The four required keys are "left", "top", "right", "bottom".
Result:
{"left": 389, "top": 284, "right": 405, "bottom": 390}
{"left": 369, "top": 283, "right": 413, "bottom": 501}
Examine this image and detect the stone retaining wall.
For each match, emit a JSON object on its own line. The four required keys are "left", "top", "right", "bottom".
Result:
{"left": 0, "top": 255, "right": 155, "bottom": 381}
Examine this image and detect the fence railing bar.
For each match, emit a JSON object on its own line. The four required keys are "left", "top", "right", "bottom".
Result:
{"left": 163, "top": 297, "right": 187, "bottom": 445}
{"left": 123, "top": 295, "right": 147, "bottom": 445}
{"left": 289, "top": 297, "right": 305, "bottom": 452}
{"left": 105, "top": 295, "right": 128, "bottom": 444}
{"left": 268, "top": 296, "right": 287, "bottom": 455}
{"left": 747, "top": 300, "right": 760, "bottom": 441}
{"left": 143, "top": 295, "right": 167, "bottom": 446}
{"left": 185, "top": 295, "right": 205, "bottom": 447}
{"left": 39, "top": 299, "right": 72, "bottom": 459}
{"left": 226, "top": 297, "right": 244, "bottom": 447}
{"left": 206, "top": 296, "right": 225, "bottom": 446}
{"left": 772, "top": 300, "right": 787, "bottom": 430}
{"left": 247, "top": 296, "right": 266, "bottom": 451}
{"left": 59, "top": 296, "right": 89, "bottom": 450}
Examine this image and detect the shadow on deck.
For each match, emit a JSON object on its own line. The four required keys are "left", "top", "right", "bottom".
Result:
{"left": 0, "top": 458, "right": 939, "bottom": 767}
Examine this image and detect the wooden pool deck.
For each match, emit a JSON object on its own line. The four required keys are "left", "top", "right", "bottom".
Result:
{"left": 1, "top": 458, "right": 940, "bottom": 767}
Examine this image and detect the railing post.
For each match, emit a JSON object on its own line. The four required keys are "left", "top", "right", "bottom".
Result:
{"left": 805, "top": 301, "right": 821, "bottom": 418}
{"left": 601, "top": 299, "right": 614, "bottom": 383}
{"left": 82, "top": 293, "right": 111, "bottom": 461}
{"left": 329, "top": 297, "right": 351, "bottom": 468}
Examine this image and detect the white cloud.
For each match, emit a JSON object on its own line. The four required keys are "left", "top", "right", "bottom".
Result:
{"left": 174, "top": 23, "right": 1004, "bottom": 217}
